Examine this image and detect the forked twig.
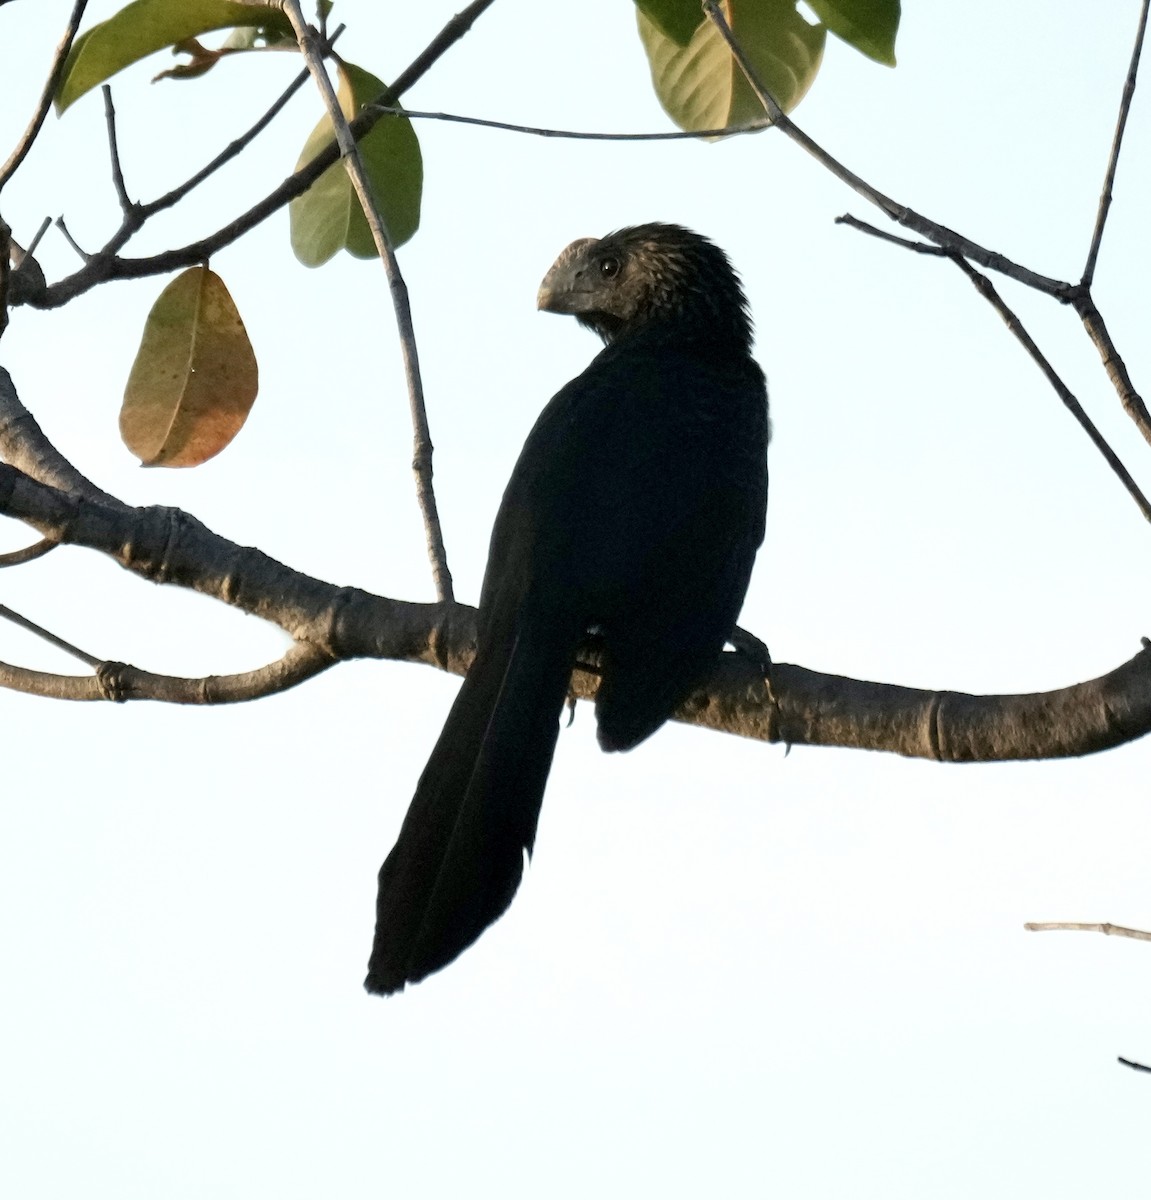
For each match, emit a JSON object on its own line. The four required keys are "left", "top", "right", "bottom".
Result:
{"left": 836, "top": 213, "right": 1151, "bottom": 523}
{"left": 701, "top": 0, "right": 1069, "bottom": 297}
{"left": 951, "top": 254, "right": 1151, "bottom": 521}
{"left": 725, "top": 0, "right": 1151, "bottom": 461}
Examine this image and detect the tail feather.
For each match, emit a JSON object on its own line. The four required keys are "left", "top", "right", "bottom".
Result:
{"left": 365, "top": 619, "right": 578, "bottom": 994}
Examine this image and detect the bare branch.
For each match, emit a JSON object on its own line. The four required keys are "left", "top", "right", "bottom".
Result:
{"left": 947, "top": 255, "right": 1151, "bottom": 523}
{"left": 0, "top": 601, "right": 100, "bottom": 667}
{"left": 0, "top": 536, "right": 57, "bottom": 566}
{"left": 702, "top": 0, "right": 1071, "bottom": 298}
{"left": 1083, "top": 0, "right": 1150, "bottom": 285}
{"left": 388, "top": 0, "right": 497, "bottom": 98}
{"left": 1024, "top": 922, "right": 1151, "bottom": 942}
{"left": 1118, "top": 1057, "right": 1151, "bottom": 1073}
{"left": 53, "top": 216, "right": 90, "bottom": 262}
{"left": 124, "top": 24, "right": 346, "bottom": 237}
{"left": 835, "top": 213, "right": 946, "bottom": 257}
{"left": 101, "top": 86, "right": 132, "bottom": 212}
{"left": 374, "top": 105, "right": 770, "bottom": 141}
{"left": 0, "top": 0, "right": 89, "bottom": 190}
{"left": 835, "top": 217, "right": 1151, "bottom": 520}
{"left": 0, "top": 441, "right": 1149, "bottom": 756}
{"left": 1069, "top": 288, "right": 1151, "bottom": 447}
{"left": 283, "top": 1, "right": 453, "bottom": 602}
{"left": 0, "top": 366, "right": 126, "bottom": 506}
{"left": 13, "top": 3, "right": 499, "bottom": 311}
{"left": 0, "top": 639, "right": 335, "bottom": 704}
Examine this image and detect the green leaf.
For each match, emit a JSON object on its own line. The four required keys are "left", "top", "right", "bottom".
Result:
{"left": 289, "top": 62, "right": 423, "bottom": 267}
{"left": 120, "top": 266, "right": 259, "bottom": 467}
{"left": 805, "top": 0, "right": 899, "bottom": 65}
{"left": 632, "top": 0, "right": 705, "bottom": 47}
{"left": 638, "top": 0, "right": 825, "bottom": 132}
{"left": 55, "top": 0, "right": 291, "bottom": 112}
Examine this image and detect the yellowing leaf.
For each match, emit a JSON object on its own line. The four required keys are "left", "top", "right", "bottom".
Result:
{"left": 290, "top": 61, "right": 422, "bottom": 266}
{"left": 55, "top": 0, "right": 291, "bottom": 112}
{"left": 121, "top": 267, "right": 258, "bottom": 467}
{"left": 638, "top": 0, "right": 826, "bottom": 132}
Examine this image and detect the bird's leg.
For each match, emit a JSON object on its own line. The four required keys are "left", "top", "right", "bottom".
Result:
{"left": 568, "top": 628, "right": 608, "bottom": 727}
{"left": 730, "top": 624, "right": 777, "bottom": 712}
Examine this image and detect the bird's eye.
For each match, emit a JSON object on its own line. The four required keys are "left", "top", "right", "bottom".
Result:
{"left": 599, "top": 256, "right": 620, "bottom": 279}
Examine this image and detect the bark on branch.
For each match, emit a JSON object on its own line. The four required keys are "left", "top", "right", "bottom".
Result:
{"left": 0, "top": 453, "right": 1148, "bottom": 760}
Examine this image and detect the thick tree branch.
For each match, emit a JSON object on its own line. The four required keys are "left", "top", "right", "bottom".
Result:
{"left": 0, "top": 456, "right": 1149, "bottom": 760}
{"left": 0, "top": 366, "right": 125, "bottom": 506}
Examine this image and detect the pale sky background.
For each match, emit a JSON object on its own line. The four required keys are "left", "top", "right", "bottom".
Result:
{"left": 2, "top": 2, "right": 1150, "bottom": 1197}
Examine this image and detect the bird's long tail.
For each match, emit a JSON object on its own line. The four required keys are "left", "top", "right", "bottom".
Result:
{"left": 365, "top": 616, "right": 579, "bottom": 994}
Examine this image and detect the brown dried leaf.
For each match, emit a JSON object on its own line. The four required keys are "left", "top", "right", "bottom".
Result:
{"left": 120, "top": 266, "right": 258, "bottom": 467}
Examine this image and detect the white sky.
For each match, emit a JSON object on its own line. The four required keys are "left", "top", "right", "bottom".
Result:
{"left": 2, "top": 1, "right": 1150, "bottom": 1197}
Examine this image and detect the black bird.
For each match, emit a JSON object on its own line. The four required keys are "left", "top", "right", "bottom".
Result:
{"left": 365, "top": 223, "right": 769, "bottom": 994}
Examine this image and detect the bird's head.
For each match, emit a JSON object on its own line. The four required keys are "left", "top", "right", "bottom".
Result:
{"left": 536, "top": 222, "right": 752, "bottom": 348}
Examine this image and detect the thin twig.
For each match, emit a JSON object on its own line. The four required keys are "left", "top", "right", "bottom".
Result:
{"left": 0, "top": 537, "right": 57, "bottom": 567}
{"left": 1118, "top": 1056, "right": 1151, "bottom": 1073}
{"left": 388, "top": 0, "right": 497, "bottom": 98}
{"left": 1024, "top": 922, "right": 1151, "bottom": 941}
{"left": 1083, "top": 0, "right": 1150, "bottom": 285}
{"left": 21, "top": 4, "right": 498, "bottom": 310}
{"left": 53, "top": 216, "right": 90, "bottom": 262}
{"left": 373, "top": 105, "right": 769, "bottom": 141}
{"left": 1027, "top": 921, "right": 1151, "bottom": 940}
{"left": 702, "top": 0, "right": 1070, "bottom": 298}
{"left": 283, "top": 1, "right": 453, "bottom": 601}
{"left": 0, "top": 0, "right": 89, "bottom": 190}
{"left": 24, "top": 216, "right": 51, "bottom": 258}
{"left": 0, "top": 602, "right": 101, "bottom": 668}
{"left": 948, "top": 253, "right": 1151, "bottom": 523}
{"left": 136, "top": 24, "right": 346, "bottom": 227}
{"left": 838, "top": 213, "right": 1151, "bottom": 519}
{"left": 101, "top": 86, "right": 132, "bottom": 212}
{"left": 835, "top": 213, "right": 947, "bottom": 256}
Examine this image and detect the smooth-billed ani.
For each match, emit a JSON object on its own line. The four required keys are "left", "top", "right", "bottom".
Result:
{"left": 365, "top": 223, "right": 769, "bottom": 995}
